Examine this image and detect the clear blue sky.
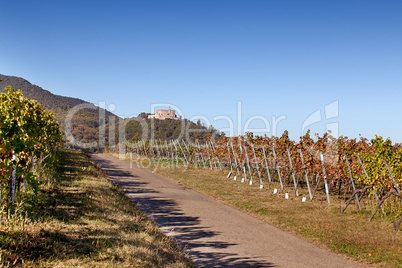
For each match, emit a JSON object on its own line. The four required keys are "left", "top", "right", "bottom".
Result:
{"left": 1, "top": 0, "right": 401, "bottom": 142}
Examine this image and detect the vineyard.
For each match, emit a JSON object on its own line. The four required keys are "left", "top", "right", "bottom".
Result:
{"left": 0, "top": 86, "right": 63, "bottom": 212}
{"left": 120, "top": 130, "right": 402, "bottom": 230}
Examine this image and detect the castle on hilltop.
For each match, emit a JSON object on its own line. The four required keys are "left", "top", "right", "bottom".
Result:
{"left": 148, "top": 109, "right": 181, "bottom": 120}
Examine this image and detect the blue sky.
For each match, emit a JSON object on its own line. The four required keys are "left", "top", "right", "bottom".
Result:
{"left": 1, "top": 0, "right": 401, "bottom": 142}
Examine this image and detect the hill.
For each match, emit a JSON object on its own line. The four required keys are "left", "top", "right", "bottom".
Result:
{"left": 123, "top": 113, "right": 219, "bottom": 144}
{"left": 0, "top": 74, "right": 120, "bottom": 149}
{"left": 0, "top": 74, "right": 219, "bottom": 149}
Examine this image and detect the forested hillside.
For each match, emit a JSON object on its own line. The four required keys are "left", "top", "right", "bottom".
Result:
{"left": 0, "top": 74, "right": 219, "bottom": 150}
{"left": 123, "top": 113, "right": 219, "bottom": 144}
{"left": 0, "top": 74, "right": 119, "bottom": 147}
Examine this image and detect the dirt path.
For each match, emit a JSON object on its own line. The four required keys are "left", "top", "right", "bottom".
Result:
{"left": 91, "top": 154, "right": 365, "bottom": 268}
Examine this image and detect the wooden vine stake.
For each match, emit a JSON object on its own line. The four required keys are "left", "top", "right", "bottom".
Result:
{"left": 272, "top": 146, "right": 284, "bottom": 190}
{"left": 11, "top": 152, "right": 17, "bottom": 205}
{"left": 299, "top": 149, "right": 312, "bottom": 200}
{"left": 262, "top": 146, "right": 272, "bottom": 185}
{"left": 252, "top": 145, "right": 263, "bottom": 186}
{"left": 173, "top": 141, "right": 179, "bottom": 164}
{"left": 230, "top": 142, "right": 240, "bottom": 177}
{"left": 210, "top": 141, "right": 222, "bottom": 171}
{"left": 344, "top": 154, "right": 361, "bottom": 210}
{"left": 205, "top": 142, "right": 213, "bottom": 169}
{"left": 227, "top": 143, "right": 233, "bottom": 176}
{"left": 239, "top": 144, "right": 247, "bottom": 181}
{"left": 244, "top": 146, "right": 253, "bottom": 185}
{"left": 320, "top": 152, "right": 330, "bottom": 203}
{"left": 154, "top": 142, "right": 160, "bottom": 159}
{"left": 197, "top": 140, "right": 206, "bottom": 168}
{"left": 177, "top": 141, "right": 189, "bottom": 165}
{"left": 287, "top": 149, "right": 298, "bottom": 196}
{"left": 383, "top": 158, "right": 402, "bottom": 195}
{"left": 165, "top": 140, "right": 170, "bottom": 159}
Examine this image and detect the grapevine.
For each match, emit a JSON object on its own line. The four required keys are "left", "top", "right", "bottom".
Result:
{"left": 0, "top": 86, "right": 63, "bottom": 207}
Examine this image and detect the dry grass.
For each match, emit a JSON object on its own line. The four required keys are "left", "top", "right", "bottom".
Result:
{"left": 119, "top": 154, "right": 402, "bottom": 267}
{"left": 0, "top": 149, "right": 194, "bottom": 267}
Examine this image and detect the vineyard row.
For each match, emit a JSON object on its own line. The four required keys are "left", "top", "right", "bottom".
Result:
{"left": 116, "top": 131, "right": 402, "bottom": 230}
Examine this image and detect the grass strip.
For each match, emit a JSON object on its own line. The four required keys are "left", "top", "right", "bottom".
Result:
{"left": 0, "top": 149, "right": 195, "bottom": 267}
